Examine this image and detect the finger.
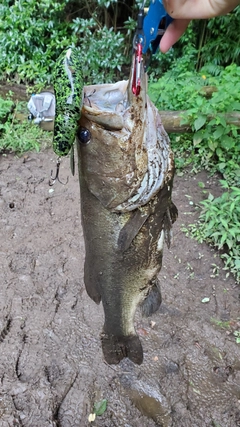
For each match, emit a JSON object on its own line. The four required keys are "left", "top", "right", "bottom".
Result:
{"left": 159, "top": 19, "right": 190, "bottom": 53}
{"left": 163, "top": 0, "right": 240, "bottom": 19}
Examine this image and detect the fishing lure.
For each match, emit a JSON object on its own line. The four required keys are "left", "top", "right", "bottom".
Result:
{"left": 50, "top": 47, "right": 83, "bottom": 184}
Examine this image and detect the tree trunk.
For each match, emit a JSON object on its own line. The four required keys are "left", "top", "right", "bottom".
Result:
{"left": 14, "top": 110, "right": 240, "bottom": 134}
{"left": 159, "top": 111, "right": 240, "bottom": 133}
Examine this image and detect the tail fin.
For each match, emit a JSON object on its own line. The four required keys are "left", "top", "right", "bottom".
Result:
{"left": 101, "top": 333, "right": 143, "bottom": 365}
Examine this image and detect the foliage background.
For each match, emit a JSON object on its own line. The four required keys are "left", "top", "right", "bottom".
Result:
{"left": 0, "top": 0, "right": 239, "bottom": 85}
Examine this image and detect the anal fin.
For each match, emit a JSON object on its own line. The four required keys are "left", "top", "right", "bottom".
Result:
{"left": 140, "top": 279, "right": 162, "bottom": 317}
{"left": 163, "top": 202, "right": 178, "bottom": 248}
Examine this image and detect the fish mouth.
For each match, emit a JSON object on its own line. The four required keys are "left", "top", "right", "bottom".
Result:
{"left": 81, "top": 54, "right": 146, "bottom": 131}
{"left": 82, "top": 80, "right": 129, "bottom": 131}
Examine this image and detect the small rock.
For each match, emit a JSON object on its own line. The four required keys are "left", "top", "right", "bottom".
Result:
{"left": 120, "top": 374, "right": 172, "bottom": 426}
{"left": 165, "top": 360, "right": 179, "bottom": 375}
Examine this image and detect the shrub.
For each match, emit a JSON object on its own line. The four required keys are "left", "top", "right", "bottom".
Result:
{"left": 188, "top": 181, "right": 240, "bottom": 283}
{"left": 0, "top": 96, "right": 51, "bottom": 154}
{"left": 149, "top": 64, "right": 240, "bottom": 185}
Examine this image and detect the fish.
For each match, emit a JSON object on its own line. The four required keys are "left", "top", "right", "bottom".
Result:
{"left": 76, "top": 56, "right": 177, "bottom": 365}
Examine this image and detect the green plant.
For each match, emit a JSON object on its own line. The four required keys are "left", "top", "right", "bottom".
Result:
{"left": 233, "top": 331, "right": 240, "bottom": 344}
{"left": 0, "top": 0, "right": 73, "bottom": 84}
{"left": 148, "top": 70, "right": 205, "bottom": 110}
{"left": 0, "top": 1, "right": 239, "bottom": 86}
{"left": 88, "top": 398, "right": 108, "bottom": 422}
{"left": 0, "top": 97, "right": 15, "bottom": 137}
{"left": 71, "top": 18, "right": 125, "bottom": 84}
{"left": 199, "top": 7, "right": 240, "bottom": 68}
{"left": 93, "top": 399, "right": 108, "bottom": 416}
{"left": 0, "top": 96, "right": 52, "bottom": 154}
{"left": 211, "top": 318, "right": 240, "bottom": 344}
{"left": 0, "top": 97, "right": 15, "bottom": 123}
{"left": 185, "top": 64, "right": 240, "bottom": 184}
{"left": 211, "top": 318, "right": 231, "bottom": 329}
{"left": 0, "top": 120, "right": 51, "bottom": 154}
{"left": 187, "top": 180, "right": 240, "bottom": 283}
{"left": 0, "top": 0, "right": 139, "bottom": 85}
{"left": 149, "top": 64, "right": 240, "bottom": 185}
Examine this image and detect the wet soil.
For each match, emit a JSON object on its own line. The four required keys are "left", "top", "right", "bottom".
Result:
{"left": 0, "top": 149, "right": 240, "bottom": 427}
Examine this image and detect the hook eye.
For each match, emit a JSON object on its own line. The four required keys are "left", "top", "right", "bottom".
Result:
{"left": 77, "top": 127, "right": 91, "bottom": 145}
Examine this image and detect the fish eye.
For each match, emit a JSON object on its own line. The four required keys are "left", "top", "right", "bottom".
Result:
{"left": 77, "top": 127, "right": 91, "bottom": 144}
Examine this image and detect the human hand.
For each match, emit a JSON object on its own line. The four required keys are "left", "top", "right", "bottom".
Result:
{"left": 160, "top": 0, "right": 240, "bottom": 52}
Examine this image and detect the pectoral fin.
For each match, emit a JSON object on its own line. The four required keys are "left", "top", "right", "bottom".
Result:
{"left": 117, "top": 209, "right": 149, "bottom": 252}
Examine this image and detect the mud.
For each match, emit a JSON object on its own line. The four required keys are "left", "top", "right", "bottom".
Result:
{"left": 0, "top": 149, "right": 240, "bottom": 427}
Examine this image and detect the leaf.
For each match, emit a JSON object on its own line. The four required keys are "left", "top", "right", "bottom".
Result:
{"left": 193, "top": 131, "right": 203, "bottom": 146}
{"left": 213, "top": 126, "right": 224, "bottom": 139}
{"left": 220, "top": 135, "right": 235, "bottom": 150}
{"left": 208, "top": 140, "right": 218, "bottom": 151}
{"left": 208, "top": 193, "right": 214, "bottom": 202}
{"left": 194, "top": 115, "right": 207, "bottom": 131}
{"left": 94, "top": 399, "right": 108, "bottom": 416}
{"left": 201, "top": 297, "right": 210, "bottom": 303}
{"left": 208, "top": 119, "right": 217, "bottom": 126}
{"left": 206, "top": 219, "right": 216, "bottom": 231}
{"left": 235, "top": 259, "right": 240, "bottom": 269}
{"left": 196, "top": 97, "right": 204, "bottom": 107}
{"left": 180, "top": 116, "right": 189, "bottom": 125}
{"left": 231, "top": 101, "right": 240, "bottom": 111}
{"left": 229, "top": 201, "right": 235, "bottom": 214}
{"left": 229, "top": 186, "right": 240, "bottom": 194}
{"left": 217, "top": 116, "right": 227, "bottom": 127}
{"left": 219, "top": 180, "right": 229, "bottom": 189}
{"left": 220, "top": 233, "right": 227, "bottom": 248}
{"left": 226, "top": 239, "right": 233, "bottom": 249}
{"left": 220, "top": 218, "right": 228, "bottom": 229}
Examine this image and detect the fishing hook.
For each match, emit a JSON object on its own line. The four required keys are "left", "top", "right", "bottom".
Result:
{"left": 49, "top": 157, "right": 69, "bottom": 186}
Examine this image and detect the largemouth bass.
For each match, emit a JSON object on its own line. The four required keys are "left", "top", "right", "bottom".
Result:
{"left": 76, "top": 57, "right": 177, "bottom": 365}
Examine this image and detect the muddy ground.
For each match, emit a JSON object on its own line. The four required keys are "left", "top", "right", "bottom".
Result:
{"left": 0, "top": 147, "right": 240, "bottom": 427}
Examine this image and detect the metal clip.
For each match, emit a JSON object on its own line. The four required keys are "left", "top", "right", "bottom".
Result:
{"left": 132, "top": 7, "right": 145, "bottom": 96}
{"left": 132, "top": 42, "right": 143, "bottom": 96}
